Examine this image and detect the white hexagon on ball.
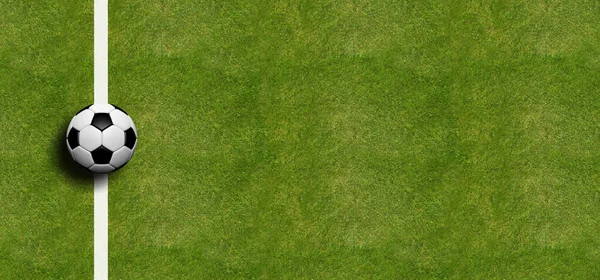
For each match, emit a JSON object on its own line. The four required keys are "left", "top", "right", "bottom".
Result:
{"left": 72, "top": 146, "right": 95, "bottom": 168}
{"left": 89, "top": 104, "right": 115, "bottom": 113}
{"left": 79, "top": 126, "right": 102, "bottom": 151}
{"left": 72, "top": 109, "right": 95, "bottom": 130}
{"left": 109, "top": 109, "right": 131, "bottom": 130}
{"left": 89, "top": 164, "right": 115, "bottom": 173}
{"left": 110, "top": 147, "right": 132, "bottom": 168}
{"left": 102, "top": 126, "right": 125, "bottom": 152}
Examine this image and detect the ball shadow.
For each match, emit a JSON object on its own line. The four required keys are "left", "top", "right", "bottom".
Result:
{"left": 55, "top": 118, "right": 94, "bottom": 187}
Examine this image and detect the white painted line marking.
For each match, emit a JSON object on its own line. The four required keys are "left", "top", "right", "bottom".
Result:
{"left": 94, "top": 174, "right": 109, "bottom": 280}
{"left": 94, "top": 0, "right": 108, "bottom": 105}
{"left": 94, "top": 0, "right": 109, "bottom": 279}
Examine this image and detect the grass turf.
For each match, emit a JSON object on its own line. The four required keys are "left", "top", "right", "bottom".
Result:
{"left": 108, "top": 0, "right": 600, "bottom": 278}
{"left": 0, "top": 0, "right": 94, "bottom": 278}
{"left": 3, "top": 0, "right": 600, "bottom": 278}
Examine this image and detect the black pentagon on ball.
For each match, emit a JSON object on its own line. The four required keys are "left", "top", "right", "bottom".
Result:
{"left": 91, "top": 146, "right": 113, "bottom": 164}
{"left": 67, "top": 128, "right": 80, "bottom": 149}
{"left": 91, "top": 113, "right": 113, "bottom": 130}
{"left": 124, "top": 128, "right": 137, "bottom": 149}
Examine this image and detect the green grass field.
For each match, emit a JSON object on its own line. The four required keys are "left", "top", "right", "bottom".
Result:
{"left": 2, "top": 0, "right": 600, "bottom": 278}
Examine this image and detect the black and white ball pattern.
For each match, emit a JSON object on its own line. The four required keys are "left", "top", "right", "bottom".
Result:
{"left": 66, "top": 104, "right": 137, "bottom": 173}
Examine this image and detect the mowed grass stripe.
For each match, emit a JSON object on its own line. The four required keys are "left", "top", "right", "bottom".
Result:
{"left": 109, "top": 1, "right": 600, "bottom": 279}
{"left": 0, "top": 1, "right": 94, "bottom": 278}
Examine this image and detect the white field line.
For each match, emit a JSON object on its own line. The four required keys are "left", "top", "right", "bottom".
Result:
{"left": 94, "top": 0, "right": 109, "bottom": 279}
{"left": 94, "top": 0, "right": 108, "bottom": 105}
{"left": 94, "top": 174, "right": 109, "bottom": 280}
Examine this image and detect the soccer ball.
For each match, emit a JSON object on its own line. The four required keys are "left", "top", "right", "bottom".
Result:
{"left": 66, "top": 104, "right": 138, "bottom": 173}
